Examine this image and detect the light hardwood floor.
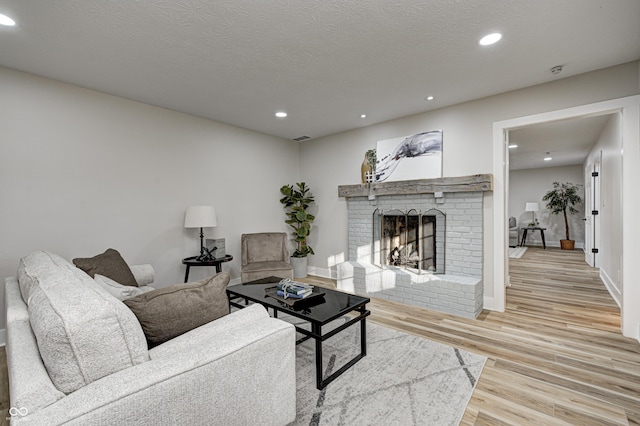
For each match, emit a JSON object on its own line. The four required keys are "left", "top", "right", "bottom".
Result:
{"left": 300, "top": 247, "right": 640, "bottom": 425}
{"left": 1, "top": 247, "right": 638, "bottom": 425}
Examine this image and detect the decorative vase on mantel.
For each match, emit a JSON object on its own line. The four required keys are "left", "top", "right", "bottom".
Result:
{"left": 361, "top": 149, "right": 376, "bottom": 183}
{"left": 361, "top": 153, "right": 372, "bottom": 183}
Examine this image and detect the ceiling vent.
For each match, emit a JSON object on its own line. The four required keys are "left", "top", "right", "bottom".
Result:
{"left": 293, "top": 135, "right": 312, "bottom": 142}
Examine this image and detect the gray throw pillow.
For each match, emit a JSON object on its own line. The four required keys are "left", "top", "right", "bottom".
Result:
{"left": 73, "top": 248, "right": 138, "bottom": 287}
{"left": 123, "top": 272, "right": 230, "bottom": 347}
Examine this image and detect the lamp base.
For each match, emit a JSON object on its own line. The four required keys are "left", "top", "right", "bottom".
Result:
{"left": 195, "top": 227, "right": 216, "bottom": 261}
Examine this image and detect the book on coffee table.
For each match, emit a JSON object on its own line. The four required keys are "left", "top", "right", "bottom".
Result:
{"left": 264, "top": 286, "right": 325, "bottom": 307}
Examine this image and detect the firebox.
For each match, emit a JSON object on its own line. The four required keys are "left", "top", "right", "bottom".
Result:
{"left": 372, "top": 208, "right": 446, "bottom": 274}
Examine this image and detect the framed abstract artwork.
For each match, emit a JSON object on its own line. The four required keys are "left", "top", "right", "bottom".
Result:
{"left": 375, "top": 130, "right": 443, "bottom": 182}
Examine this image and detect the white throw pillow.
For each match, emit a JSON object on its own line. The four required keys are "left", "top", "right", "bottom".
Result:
{"left": 94, "top": 274, "right": 146, "bottom": 301}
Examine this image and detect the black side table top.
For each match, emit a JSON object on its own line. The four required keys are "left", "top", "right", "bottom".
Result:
{"left": 182, "top": 254, "right": 233, "bottom": 266}
{"left": 182, "top": 254, "right": 233, "bottom": 282}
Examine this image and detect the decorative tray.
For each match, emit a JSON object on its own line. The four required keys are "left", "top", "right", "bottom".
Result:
{"left": 264, "top": 287, "right": 326, "bottom": 308}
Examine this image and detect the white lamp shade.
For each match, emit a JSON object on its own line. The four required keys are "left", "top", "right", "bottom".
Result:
{"left": 525, "top": 202, "right": 540, "bottom": 212}
{"left": 184, "top": 206, "right": 217, "bottom": 228}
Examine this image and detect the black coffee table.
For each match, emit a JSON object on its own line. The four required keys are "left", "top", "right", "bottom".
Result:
{"left": 226, "top": 276, "right": 370, "bottom": 390}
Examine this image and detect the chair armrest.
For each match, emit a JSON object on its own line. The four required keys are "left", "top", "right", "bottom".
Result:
{"left": 129, "top": 264, "right": 154, "bottom": 286}
{"left": 13, "top": 305, "right": 296, "bottom": 426}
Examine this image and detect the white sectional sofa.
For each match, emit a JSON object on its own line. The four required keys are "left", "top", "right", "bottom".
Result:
{"left": 4, "top": 250, "right": 296, "bottom": 425}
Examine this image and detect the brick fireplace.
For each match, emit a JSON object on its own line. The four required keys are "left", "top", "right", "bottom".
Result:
{"left": 337, "top": 174, "right": 492, "bottom": 318}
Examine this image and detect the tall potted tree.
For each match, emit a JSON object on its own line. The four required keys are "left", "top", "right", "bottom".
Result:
{"left": 542, "top": 181, "right": 583, "bottom": 250}
{"left": 280, "top": 182, "right": 315, "bottom": 278}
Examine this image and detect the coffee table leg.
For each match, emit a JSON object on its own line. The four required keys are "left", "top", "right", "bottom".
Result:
{"left": 361, "top": 316, "right": 367, "bottom": 356}
{"left": 313, "top": 323, "right": 323, "bottom": 390}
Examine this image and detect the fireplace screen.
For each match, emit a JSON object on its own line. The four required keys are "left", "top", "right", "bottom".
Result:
{"left": 372, "top": 208, "right": 445, "bottom": 274}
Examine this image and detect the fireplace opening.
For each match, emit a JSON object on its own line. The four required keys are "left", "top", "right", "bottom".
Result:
{"left": 372, "top": 208, "right": 445, "bottom": 274}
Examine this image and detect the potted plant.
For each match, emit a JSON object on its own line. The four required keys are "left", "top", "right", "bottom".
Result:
{"left": 280, "top": 182, "right": 315, "bottom": 278}
{"left": 542, "top": 181, "right": 583, "bottom": 250}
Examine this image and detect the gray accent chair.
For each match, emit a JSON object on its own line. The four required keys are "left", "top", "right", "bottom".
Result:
{"left": 241, "top": 232, "right": 294, "bottom": 282}
{"left": 509, "top": 216, "right": 519, "bottom": 247}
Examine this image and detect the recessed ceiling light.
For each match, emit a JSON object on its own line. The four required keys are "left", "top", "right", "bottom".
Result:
{"left": 508, "top": 144, "right": 518, "bottom": 149}
{"left": 0, "top": 13, "right": 16, "bottom": 26}
{"left": 275, "top": 111, "right": 287, "bottom": 118}
{"left": 479, "top": 33, "right": 502, "bottom": 46}
{"left": 544, "top": 152, "right": 552, "bottom": 161}
{"left": 425, "top": 96, "right": 434, "bottom": 101}
{"left": 360, "top": 114, "right": 367, "bottom": 118}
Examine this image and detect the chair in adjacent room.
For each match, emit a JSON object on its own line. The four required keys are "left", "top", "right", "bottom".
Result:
{"left": 241, "top": 232, "right": 294, "bottom": 282}
{"left": 509, "top": 216, "right": 519, "bottom": 247}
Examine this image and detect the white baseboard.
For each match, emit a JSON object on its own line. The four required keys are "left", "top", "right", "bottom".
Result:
{"left": 600, "top": 268, "right": 622, "bottom": 308}
{"left": 483, "top": 295, "right": 497, "bottom": 311}
{"left": 308, "top": 266, "right": 335, "bottom": 280}
{"left": 524, "top": 241, "right": 584, "bottom": 249}
{"left": 0, "top": 329, "right": 5, "bottom": 347}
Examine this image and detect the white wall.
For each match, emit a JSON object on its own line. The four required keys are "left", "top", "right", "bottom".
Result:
{"left": 585, "top": 114, "right": 623, "bottom": 303}
{"left": 0, "top": 66, "right": 300, "bottom": 332}
{"left": 509, "top": 165, "right": 585, "bottom": 247}
{"left": 300, "top": 61, "right": 640, "bottom": 305}
{"left": 1, "top": 61, "right": 638, "bottom": 335}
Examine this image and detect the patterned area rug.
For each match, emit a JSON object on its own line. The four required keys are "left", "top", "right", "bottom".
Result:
{"left": 509, "top": 246, "right": 528, "bottom": 258}
{"left": 287, "top": 317, "right": 486, "bottom": 426}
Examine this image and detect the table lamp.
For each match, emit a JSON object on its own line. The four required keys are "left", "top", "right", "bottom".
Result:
{"left": 525, "top": 202, "right": 539, "bottom": 226}
{"left": 184, "top": 205, "right": 218, "bottom": 261}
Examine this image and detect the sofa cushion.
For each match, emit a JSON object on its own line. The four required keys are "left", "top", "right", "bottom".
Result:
{"left": 4, "top": 278, "right": 66, "bottom": 414}
{"left": 17, "top": 250, "right": 72, "bottom": 303}
{"left": 73, "top": 248, "right": 138, "bottom": 287}
{"left": 94, "top": 274, "right": 146, "bottom": 301}
{"left": 28, "top": 264, "right": 149, "bottom": 394}
{"left": 124, "top": 273, "right": 230, "bottom": 347}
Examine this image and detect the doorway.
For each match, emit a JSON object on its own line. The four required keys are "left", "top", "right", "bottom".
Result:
{"left": 491, "top": 95, "right": 640, "bottom": 339}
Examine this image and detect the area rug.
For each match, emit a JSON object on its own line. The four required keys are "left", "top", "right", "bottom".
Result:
{"left": 286, "top": 317, "right": 486, "bottom": 426}
{"left": 509, "top": 246, "right": 528, "bottom": 258}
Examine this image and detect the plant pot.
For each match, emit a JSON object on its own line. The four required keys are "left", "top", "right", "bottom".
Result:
{"left": 560, "top": 240, "right": 575, "bottom": 250}
{"left": 290, "top": 256, "right": 308, "bottom": 279}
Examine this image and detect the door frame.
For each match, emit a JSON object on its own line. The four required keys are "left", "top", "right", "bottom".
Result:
{"left": 584, "top": 151, "right": 602, "bottom": 268}
{"left": 491, "top": 95, "right": 640, "bottom": 340}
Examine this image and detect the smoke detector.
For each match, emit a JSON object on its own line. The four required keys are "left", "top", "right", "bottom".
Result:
{"left": 550, "top": 65, "right": 563, "bottom": 75}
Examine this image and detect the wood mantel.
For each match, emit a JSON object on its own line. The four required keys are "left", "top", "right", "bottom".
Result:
{"left": 338, "top": 174, "right": 493, "bottom": 198}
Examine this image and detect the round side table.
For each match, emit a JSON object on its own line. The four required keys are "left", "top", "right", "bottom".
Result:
{"left": 182, "top": 254, "right": 233, "bottom": 282}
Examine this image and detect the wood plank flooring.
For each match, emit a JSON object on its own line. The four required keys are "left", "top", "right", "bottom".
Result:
{"left": 1, "top": 247, "right": 637, "bottom": 425}
{"left": 301, "top": 247, "right": 640, "bottom": 425}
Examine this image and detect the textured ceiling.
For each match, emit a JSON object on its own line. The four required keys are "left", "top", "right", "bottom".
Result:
{"left": 0, "top": 0, "right": 639, "bottom": 144}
